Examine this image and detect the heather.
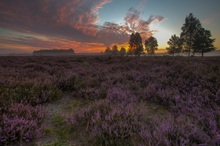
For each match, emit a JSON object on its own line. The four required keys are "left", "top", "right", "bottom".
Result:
{"left": 0, "top": 56, "right": 220, "bottom": 145}
{"left": 0, "top": 103, "right": 45, "bottom": 144}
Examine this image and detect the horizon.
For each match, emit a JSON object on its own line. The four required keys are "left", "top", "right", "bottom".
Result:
{"left": 1, "top": 49, "right": 220, "bottom": 57}
{"left": 0, "top": 0, "right": 219, "bottom": 54}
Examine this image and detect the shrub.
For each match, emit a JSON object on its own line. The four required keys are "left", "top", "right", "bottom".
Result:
{"left": 3, "top": 83, "right": 61, "bottom": 105}
{"left": 65, "top": 87, "right": 146, "bottom": 145}
{"left": 0, "top": 103, "right": 45, "bottom": 145}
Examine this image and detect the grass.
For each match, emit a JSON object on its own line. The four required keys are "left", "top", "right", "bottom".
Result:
{"left": 33, "top": 96, "right": 170, "bottom": 146}
{"left": 33, "top": 94, "right": 90, "bottom": 146}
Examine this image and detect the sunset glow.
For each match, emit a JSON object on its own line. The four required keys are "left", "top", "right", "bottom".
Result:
{"left": 0, "top": 0, "right": 219, "bottom": 54}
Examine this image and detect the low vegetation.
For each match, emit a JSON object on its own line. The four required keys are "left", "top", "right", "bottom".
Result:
{"left": 0, "top": 56, "right": 220, "bottom": 145}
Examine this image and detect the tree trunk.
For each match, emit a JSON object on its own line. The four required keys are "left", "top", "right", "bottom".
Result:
{"left": 188, "top": 45, "right": 191, "bottom": 57}
{"left": 188, "top": 35, "right": 191, "bottom": 57}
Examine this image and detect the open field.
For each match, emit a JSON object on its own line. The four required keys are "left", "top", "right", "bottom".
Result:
{"left": 0, "top": 56, "right": 220, "bottom": 145}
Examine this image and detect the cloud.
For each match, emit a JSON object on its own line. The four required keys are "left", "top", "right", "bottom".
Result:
{"left": 0, "top": 0, "right": 111, "bottom": 42}
{"left": 202, "top": 13, "right": 220, "bottom": 26}
{"left": 124, "top": 7, "right": 165, "bottom": 40}
{"left": 97, "top": 7, "right": 166, "bottom": 45}
{"left": 97, "top": 22, "right": 130, "bottom": 46}
{"left": 0, "top": 0, "right": 166, "bottom": 52}
{"left": 97, "top": 6, "right": 166, "bottom": 45}
{"left": 0, "top": 27, "right": 108, "bottom": 54}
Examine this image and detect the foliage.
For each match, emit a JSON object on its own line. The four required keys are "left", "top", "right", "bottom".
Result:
{"left": 2, "top": 84, "right": 61, "bottom": 105}
{"left": 104, "top": 46, "right": 112, "bottom": 55}
{"left": 112, "top": 45, "right": 119, "bottom": 56}
{"left": 119, "top": 47, "right": 126, "bottom": 56}
{"left": 180, "top": 13, "right": 215, "bottom": 56}
{"left": 0, "top": 103, "right": 45, "bottom": 145}
{"left": 181, "top": 13, "right": 201, "bottom": 56}
{"left": 166, "top": 35, "right": 183, "bottom": 55}
{"left": 0, "top": 56, "right": 220, "bottom": 145}
{"left": 104, "top": 45, "right": 122, "bottom": 56}
{"left": 33, "top": 48, "right": 75, "bottom": 56}
{"left": 193, "top": 28, "right": 215, "bottom": 56}
{"left": 145, "top": 36, "right": 158, "bottom": 55}
{"left": 65, "top": 87, "right": 146, "bottom": 145}
{"left": 128, "top": 32, "right": 143, "bottom": 56}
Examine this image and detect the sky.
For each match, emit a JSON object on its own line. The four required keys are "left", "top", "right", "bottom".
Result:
{"left": 0, "top": 0, "right": 219, "bottom": 54}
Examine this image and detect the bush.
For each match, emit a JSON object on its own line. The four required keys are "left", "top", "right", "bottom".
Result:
{"left": 65, "top": 87, "right": 146, "bottom": 145}
{"left": 0, "top": 103, "right": 45, "bottom": 145}
{"left": 3, "top": 83, "right": 61, "bottom": 105}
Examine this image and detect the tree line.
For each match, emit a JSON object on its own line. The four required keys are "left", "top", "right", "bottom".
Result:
{"left": 104, "top": 13, "right": 215, "bottom": 57}
{"left": 33, "top": 48, "right": 75, "bottom": 56}
{"left": 104, "top": 33, "right": 158, "bottom": 57}
{"left": 104, "top": 45, "right": 127, "bottom": 56}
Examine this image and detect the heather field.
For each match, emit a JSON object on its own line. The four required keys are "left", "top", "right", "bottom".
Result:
{"left": 1, "top": 56, "right": 220, "bottom": 146}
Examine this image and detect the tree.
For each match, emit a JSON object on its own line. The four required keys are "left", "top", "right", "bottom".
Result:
{"left": 104, "top": 46, "right": 112, "bottom": 55}
{"left": 128, "top": 32, "right": 143, "bottom": 57}
{"left": 112, "top": 45, "right": 119, "bottom": 56}
{"left": 128, "top": 33, "right": 135, "bottom": 55}
{"left": 119, "top": 47, "right": 126, "bottom": 56}
{"left": 166, "top": 35, "right": 183, "bottom": 55}
{"left": 180, "top": 13, "right": 215, "bottom": 56}
{"left": 193, "top": 28, "right": 215, "bottom": 56}
{"left": 180, "top": 13, "right": 201, "bottom": 56}
{"left": 33, "top": 48, "right": 75, "bottom": 56}
{"left": 145, "top": 36, "right": 158, "bottom": 55}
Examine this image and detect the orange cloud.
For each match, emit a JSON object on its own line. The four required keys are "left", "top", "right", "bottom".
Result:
{"left": 0, "top": 32, "right": 106, "bottom": 53}
{"left": 0, "top": 0, "right": 166, "bottom": 53}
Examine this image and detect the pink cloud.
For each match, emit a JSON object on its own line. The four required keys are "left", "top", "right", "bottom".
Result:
{"left": 0, "top": 0, "right": 166, "bottom": 52}
{"left": 202, "top": 13, "right": 220, "bottom": 26}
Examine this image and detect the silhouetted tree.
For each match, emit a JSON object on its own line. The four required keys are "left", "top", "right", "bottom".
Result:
{"left": 181, "top": 13, "right": 201, "bottom": 56}
{"left": 166, "top": 35, "right": 183, "bottom": 55}
{"left": 128, "top": 33, "right": 135, "bottom": 55}
{"left": 119, "top": 47, "right": 126, "bottom": 56}
{"left": 145, "top": 36, "right": 158, "bottom": 55}
{"left": 33, "top": 48, "right": 74, "bottom": 56}
{"left": 105, "top": 46, "right": 112, "bottom": 55}
{"left": 181, "top": 13, "right": 215, "bottom": 57}
{"left": 193, "top": 28, "right": 215, "bottom": 56}
{"left": 129, "top": 32, "right": 143, "bottom": 57}
{"left": 112, "top": 45, "right": 119, "bottom": 55}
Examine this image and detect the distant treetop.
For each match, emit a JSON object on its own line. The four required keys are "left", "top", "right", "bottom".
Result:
{"left": 33, "top": 48, "right": 75, "bottom": 56}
